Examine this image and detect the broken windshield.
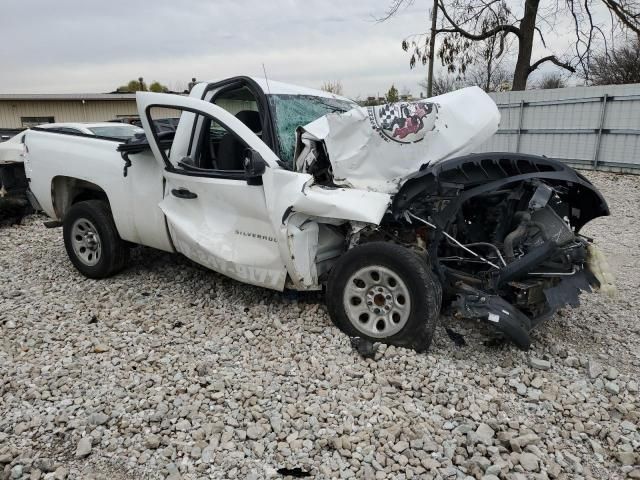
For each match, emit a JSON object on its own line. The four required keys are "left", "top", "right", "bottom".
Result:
{"left": 268, "top": 94, "right": 356, "bottom": 167}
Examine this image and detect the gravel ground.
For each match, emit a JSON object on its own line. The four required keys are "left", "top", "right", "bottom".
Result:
{"left": 1, "top": 171, "right": 639, "bottom": 480}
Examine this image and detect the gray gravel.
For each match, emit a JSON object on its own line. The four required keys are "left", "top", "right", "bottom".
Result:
{"left": 1, "top": 171, "right": 639, "bottom": 480}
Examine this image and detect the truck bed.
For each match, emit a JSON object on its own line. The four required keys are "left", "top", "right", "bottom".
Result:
{"left": 24, "top": 129, "right": 173, "bottom": 252}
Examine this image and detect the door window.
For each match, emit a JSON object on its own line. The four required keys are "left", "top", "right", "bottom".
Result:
{"left": 213, "top": 86, "right": 259, "bottom": 118}
{"left": 146, "top": 106, "right": 252, "bottom": 176}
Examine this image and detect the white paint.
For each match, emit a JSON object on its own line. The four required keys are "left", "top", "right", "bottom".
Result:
{"left": 488, "top": 313, "right": 500, "bottom": 323}
{"left": 159, "top": 170, "right": 288, "bottom": 290}
{"left": 296, "top": 87, "right": 500, "bottom": 193}
{"left": 0, "top": 131, "right": 26, "bottom": 165}
{"left": 23, "top": 130, "right": 174, "bottom": 252}
{"left": 262, "top": 168, "right": 390, "bottom": 290}
{"left": 286, "top": 215, "right": 320, "bottom": 289}
{"left": 135, "top": 92, "right": 281, "bottom": 170}
{"left": 25, "top": 79, "right": 496, "bottom": 293}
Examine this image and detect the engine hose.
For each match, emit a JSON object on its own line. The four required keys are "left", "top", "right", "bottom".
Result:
{"left": 503, "top": 212, "right": 551, "bottom": 261}
{"left": 503, "top": 212, "right": 531, "bottom": 261}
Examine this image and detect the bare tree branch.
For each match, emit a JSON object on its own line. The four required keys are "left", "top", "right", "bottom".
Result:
{"left": 385, "top": 0, "right": 640, "bottom": 90}
{"left": 600, "top": 0, "right": 640, "bottom": 34}
{"left": 534, "top": 26, "right": 548, "bottom": 48}
{"left": 528, "top": 55, "right": 576, "bottom": 73}
{"left": 376, "top": 0, "right": 415, "bottom": 22}
{"left": 438, "top": 2, "right": 522, "bottom": 39}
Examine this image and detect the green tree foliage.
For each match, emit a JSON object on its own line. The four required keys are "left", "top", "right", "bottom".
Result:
{"left": 115, "top": 78, "right": 169, "bottom": 93}
{"left": 385, "top": 84, "right": 400, "bottom": 103}
{"left": 149, "top": 81, "right": 169, "bottom": 93}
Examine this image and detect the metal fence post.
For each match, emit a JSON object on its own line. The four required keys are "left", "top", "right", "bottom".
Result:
{"left": 593, "top": 94, "right": 608, "bottom": 170}
{"left": 515, "top": 100, "right": 525, "bottom": 153}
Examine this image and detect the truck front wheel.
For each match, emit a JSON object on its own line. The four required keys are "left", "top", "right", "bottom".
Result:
{"left": 63, "top": 200, "right": 128, "bottom": 279}
{"left": 326, "top": 242, "right": 441, "bottom": 352}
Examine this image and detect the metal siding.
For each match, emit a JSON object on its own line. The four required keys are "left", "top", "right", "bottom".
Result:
{"left": 0, "top": 100, "right": 184, "bottom": 128}
{"left": 479, "top": 84, "right": 640, "bottom": 172}
{"left": 0, "top": 98, "right": 253, "bottom": 129}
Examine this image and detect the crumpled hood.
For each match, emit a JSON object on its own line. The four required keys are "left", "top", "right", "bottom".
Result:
{"left": 295, "top": 87, "right": 500, "bottom": 193}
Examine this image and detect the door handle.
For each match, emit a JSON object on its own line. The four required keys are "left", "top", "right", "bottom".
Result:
{"left": 171, "top": 188, "right": 198, "bottom": 199}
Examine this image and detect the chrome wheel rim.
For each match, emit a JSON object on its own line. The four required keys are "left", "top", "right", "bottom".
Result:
{"left": 71, "top": 218, "right": 102, "bottom": 266}
{"left": 343, "top": 265, "right": 411, "bottom": 338}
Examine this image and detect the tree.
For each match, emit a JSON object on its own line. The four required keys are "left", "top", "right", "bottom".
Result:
{"left": 387, "top": 0, "right": 640, "bottom": 90}
{"left": 116, "top": 78, "right": 147, "bottom": 93}
{"left": 465, "top": 62, "right": 513, "bottom": 92}
{"left": 419, "top": 74, "right": 462, "bottom": 96}
{"left": 385, "top": 84, "right": 400, "bottom": 103}
{"left": 149, "top": 81, "right": 169, "bottom": 93}
{"left": 585, "top": 37, "right": 640, "bottom": 85}
{"left": 116, "top": 78, "right": 169, "bottom": 93}
{"left": 320, "top": 80, "right": 344, "bottom": 95}
{"left": 535, "top": 73, "right": 567, "bottom": 89}
{"left": 421, "top": 65, "right": 512, "bottom": 97}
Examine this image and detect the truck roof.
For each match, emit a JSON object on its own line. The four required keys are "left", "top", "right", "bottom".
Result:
{"left": 224, "top": 76, "right": 353, "bottom": 103}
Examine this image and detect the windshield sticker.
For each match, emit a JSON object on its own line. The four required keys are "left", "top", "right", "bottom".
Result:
{"left": 369, "top": 102, "right": 438, "bottom": 144}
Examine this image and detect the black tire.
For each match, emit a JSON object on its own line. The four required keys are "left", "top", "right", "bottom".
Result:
{"left": 326, "top": 242, "right": 441, "bottom": 352}
{"left": 63, "top": 200, "right": 128, "bottom": 279}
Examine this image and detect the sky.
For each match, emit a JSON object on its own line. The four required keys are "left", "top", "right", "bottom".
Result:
{"left": 0, "top": 0, "right": 584, "bottom": 98}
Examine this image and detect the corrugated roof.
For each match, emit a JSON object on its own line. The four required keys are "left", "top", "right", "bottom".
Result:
{"left": 0, "top": 93, "right": 137, "bottom": 101}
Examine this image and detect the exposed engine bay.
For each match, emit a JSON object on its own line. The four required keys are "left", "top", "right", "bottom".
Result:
{"left": 352, "top": 153, "right": 612, "bottom": 349}
{"left": 288, "top": 87, "right": 613, "bottom": 350}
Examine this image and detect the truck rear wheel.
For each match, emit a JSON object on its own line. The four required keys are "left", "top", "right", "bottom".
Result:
{"left": 326, "top": 242, "right": 441, "bottom": 352}
{"left": 63, "top": 200, "right": 128, "bottom": 279}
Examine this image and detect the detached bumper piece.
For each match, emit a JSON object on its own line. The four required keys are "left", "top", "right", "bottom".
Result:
{"left": 452, "top": 285, "right": 533, "bottom": 350}
{"left": 452, "top": 269, "right": 599, "bottom": 350}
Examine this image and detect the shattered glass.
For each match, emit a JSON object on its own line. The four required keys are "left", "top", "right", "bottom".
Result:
{"left": 268, "top": 94, "right": 355, "bottom": 167}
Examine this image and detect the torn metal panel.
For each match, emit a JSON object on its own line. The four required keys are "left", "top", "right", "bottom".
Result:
{"left": 543, "top": 269, "right": 595, "bottom": 310}
{"left": 262, "top": 168, "right": 390, "bottom": 289}
{"left": 262, "top": 168, "right": 391, "bottom": 227}
{"left": 296, "top": 87, "right": 499, "bottom": 193}
{"left": 392, "top": 153, "right": 610, "bottom": 231}
{"left": 286, "top": 214, "right": 320, "bottom": 288}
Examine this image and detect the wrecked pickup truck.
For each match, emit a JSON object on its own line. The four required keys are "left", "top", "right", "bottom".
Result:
{"left": 24, "top": 76, "right": 611, "bottom": 350}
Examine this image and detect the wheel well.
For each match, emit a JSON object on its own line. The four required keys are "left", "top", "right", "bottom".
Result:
{"left": 51, "top": 176, "right": 109, "bottom": 220}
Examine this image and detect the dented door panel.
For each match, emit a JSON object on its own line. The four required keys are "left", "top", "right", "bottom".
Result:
{"left": 160, "top": 172, "right": 287, "bottom": 290}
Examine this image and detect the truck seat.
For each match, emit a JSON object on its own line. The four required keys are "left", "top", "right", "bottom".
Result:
{"left": 217, "top": 111, "right": 261, "bottom": 170}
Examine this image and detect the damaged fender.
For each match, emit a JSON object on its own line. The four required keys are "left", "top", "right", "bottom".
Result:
{"left": 262, "top": 168, "right": 391, "bottom": 289}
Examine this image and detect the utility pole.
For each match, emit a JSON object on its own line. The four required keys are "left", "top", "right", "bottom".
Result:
{"left": 426, "top": 0, "right": 438, "bottom": 98}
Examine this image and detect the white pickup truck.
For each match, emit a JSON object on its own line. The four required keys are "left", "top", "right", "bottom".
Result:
{"left": 24, "top": 76, "right": 611, "bottom": 351}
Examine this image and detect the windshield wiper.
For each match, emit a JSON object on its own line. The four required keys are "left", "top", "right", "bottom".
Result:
{"left": 317, "top": 99, "right": 351, "bottom": 113}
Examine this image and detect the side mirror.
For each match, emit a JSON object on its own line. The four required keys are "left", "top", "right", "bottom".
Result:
{"left": 244, "top": 149, "right": 267, "bottom": 185}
